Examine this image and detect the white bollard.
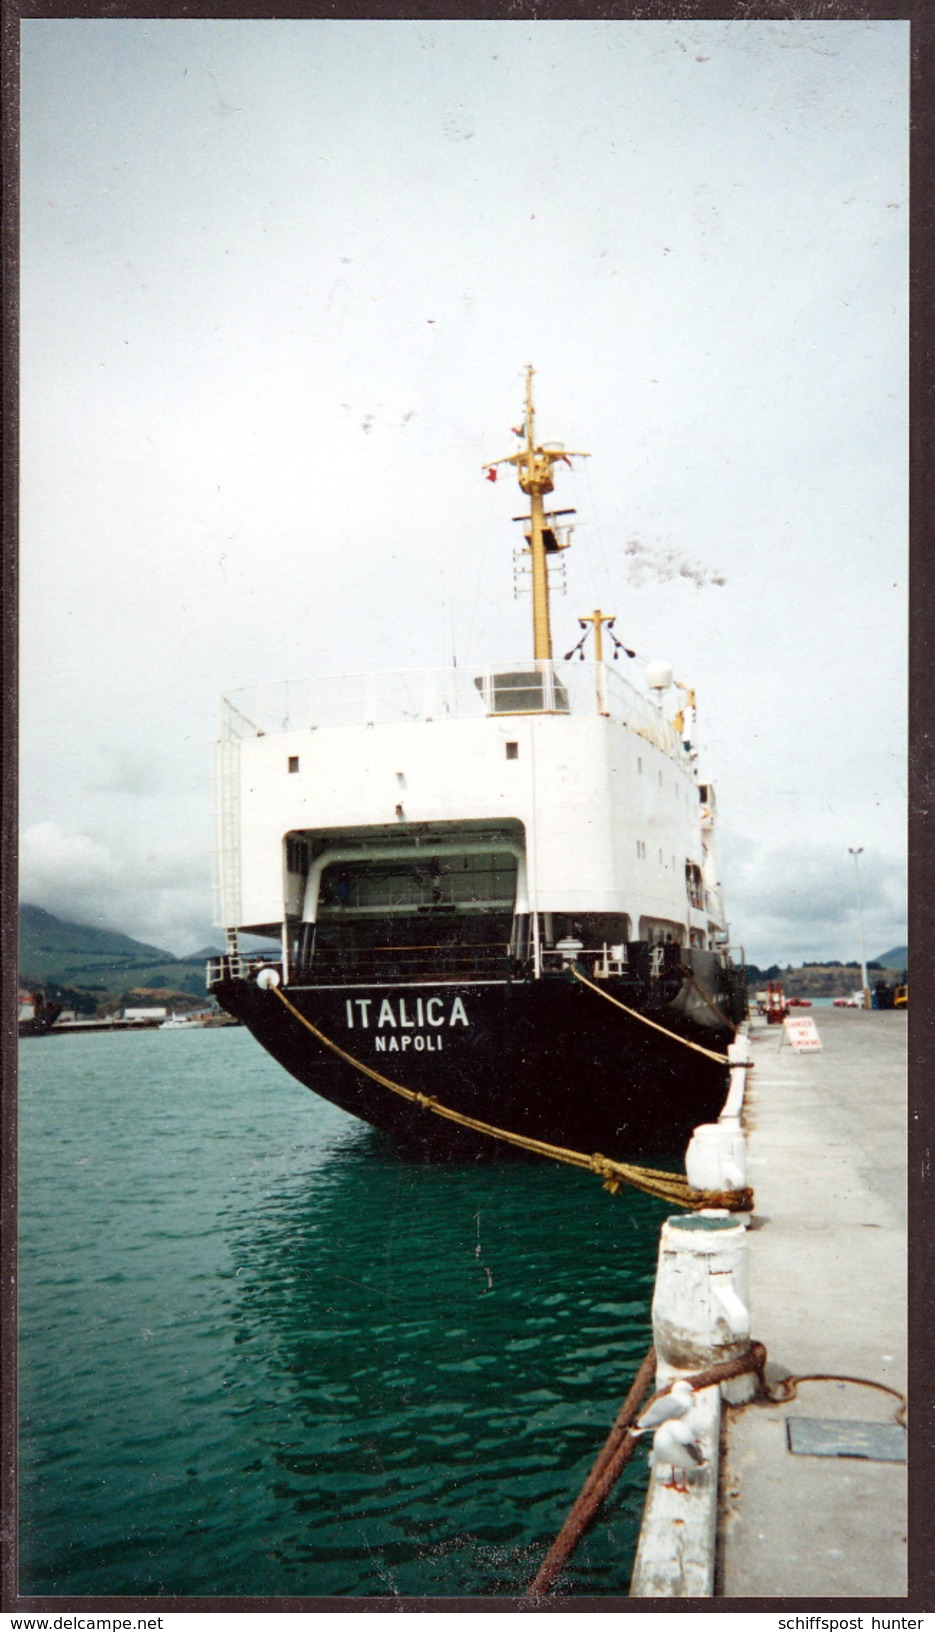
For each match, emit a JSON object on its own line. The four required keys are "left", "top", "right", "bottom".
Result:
{"left": 685, "top": 1119, "right": 747, "bottom": 1197}
{"left": 719, "top": 1065, "right": 747, "bottom": 1120}
{"left": 727, "top": 1036, "right": 752, "bottom": 1067}
{"left": 651, "top": 1214, "right": 756, "bottom": 1403}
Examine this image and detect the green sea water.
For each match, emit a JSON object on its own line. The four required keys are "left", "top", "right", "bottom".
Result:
{"left": 18, "top": 1027, "right": 673, "bottom": 1600}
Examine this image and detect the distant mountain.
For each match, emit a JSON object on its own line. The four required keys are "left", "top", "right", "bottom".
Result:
{"left": 874, "top": 945, "right": 907, "bottom": 969}
{"left": 20, "top": 904, "right": 172, "bottom": 967}
{"left": 19, "top": 904, "right": 208, "bottom": 997}
{"left": 191, "top": 938, "right": 281, "bottom": 959}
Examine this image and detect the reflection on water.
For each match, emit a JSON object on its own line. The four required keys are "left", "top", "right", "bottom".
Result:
{"left": 19, "top": 1029, "right": 669, "bottom": 1598}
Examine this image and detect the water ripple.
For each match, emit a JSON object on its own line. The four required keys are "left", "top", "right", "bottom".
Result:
{"left": 20, "top": 1028, "right": 666, "bottom": 1598}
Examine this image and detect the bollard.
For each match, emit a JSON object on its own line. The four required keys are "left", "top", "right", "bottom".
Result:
{"left": 727, "top": 1035, "right": 752, "bottom": 1067}
{"left": 651, "top": 1214, "right": 755, "bottom": 1404}
{"left": 719, "top": 1065, "right": 748, "bottom": 1121}
{"left": 632, "top": 1214, "right": 751, "bottom": 1597}
{"left": 685, "top": 1118, "right": 747, "bottom": 1201}
{"left": 721, "top": 1038, "right": 752, "bottom": 1120}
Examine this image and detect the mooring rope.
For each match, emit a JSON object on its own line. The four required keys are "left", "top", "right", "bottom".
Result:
{"left": 570, "top": 966, "right": 732, "bottom": 1065}
{"left": 525, "top": 1342, "right": 769, "bottom": 1599}
{"left": 267, "top": 984, "right": 751, "bottom": 1209}
{"left": 525, "top": 1345, "right": 658, "bottom": 1598}
{"left": 526, "top": 1340, "right": 908, "bottom": 1598}
{"left": 764, "top": 1371, "right": 908, "bottom": 1429}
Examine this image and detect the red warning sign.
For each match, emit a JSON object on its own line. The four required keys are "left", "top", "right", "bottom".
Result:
{"left": 783, "top": 1015, "right": 823, "bottom": 1052}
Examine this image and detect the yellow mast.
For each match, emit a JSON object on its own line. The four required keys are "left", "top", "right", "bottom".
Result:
{"left": 484, "top": 366, "right": 589, "bottom": 660}
{"left": 580, "top": 608, "right": 615, "bottom": 666}
{"left": 579, "top": 608, "right": 615, "bottom": 714}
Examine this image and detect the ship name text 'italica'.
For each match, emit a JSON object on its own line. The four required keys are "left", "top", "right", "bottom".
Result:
{"left": 344, "top": 997, "right": 470, "bottom": 1030}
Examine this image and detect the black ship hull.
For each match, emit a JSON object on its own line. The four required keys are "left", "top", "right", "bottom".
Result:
{"left": 18, "top": 1000, "right": 63, "bottom": 1038}
{"left": 211, "top": 953, "right": 743, "bottom": 1163}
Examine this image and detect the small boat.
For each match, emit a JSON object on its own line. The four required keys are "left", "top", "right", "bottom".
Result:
{"left": 207, "top": 370, "right": 747, "bottom": 1161}
{"left": 160, "top": 1013, "right": 208, "bottom": 1029}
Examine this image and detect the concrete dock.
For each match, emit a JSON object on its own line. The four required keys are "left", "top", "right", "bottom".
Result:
{"left": 716, "top": 1005, "right": 908, "bottom": 1597}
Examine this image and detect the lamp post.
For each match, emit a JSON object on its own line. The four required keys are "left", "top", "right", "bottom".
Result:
{"left": 848, "top": 847, "right": 869, "bottom": 1010}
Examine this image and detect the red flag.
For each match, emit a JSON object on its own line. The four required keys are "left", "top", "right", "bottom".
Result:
{"left": 560, "top": 454, "right": 572, "bottom": 467}
{"left": 485, "top": 467, "right": 498, "bottom": 482}
{"left": 511, "top": 424, "right": 525, "bottom": 437}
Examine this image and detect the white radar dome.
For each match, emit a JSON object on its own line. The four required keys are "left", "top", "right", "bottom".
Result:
{"left": 645, "top": 661, "right": 673, "bottom": 691}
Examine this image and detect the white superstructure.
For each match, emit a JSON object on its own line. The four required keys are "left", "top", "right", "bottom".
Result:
{"left": 214, "top": 655, "right": 727, "bottom": 984}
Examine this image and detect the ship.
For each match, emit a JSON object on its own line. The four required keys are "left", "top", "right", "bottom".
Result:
{"left": 18, "top": 989, "right": 63, "bottom": 1038}
{"left": 207, "top": 369, "right": 747, "bottom": 1161}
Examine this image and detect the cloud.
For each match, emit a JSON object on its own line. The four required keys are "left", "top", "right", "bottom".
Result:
{"left": 724, "top": 834, "right": 906, "bottom": 967}
{"left": 20, "top": 821, "right": 215, "bottom": 954}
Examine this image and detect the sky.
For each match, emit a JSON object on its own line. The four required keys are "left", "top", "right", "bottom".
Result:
{"left": 18, "top": 16, "right": 908, "bottom": 971}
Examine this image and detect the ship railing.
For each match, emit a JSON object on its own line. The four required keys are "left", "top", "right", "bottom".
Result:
{"left": 539, "top": 943, "right": 634, "bottom": 978}
{"left": 218, "top": 662, "right": 687, "bottom": 759}
{"left": 294, "top": 941, "right": 518, "bottom": 984}
{"left": 206, "top": 952, "right": 281, "bottom": 987}
{"left": 538, "top": 941, "right": 694, "bottom": 982}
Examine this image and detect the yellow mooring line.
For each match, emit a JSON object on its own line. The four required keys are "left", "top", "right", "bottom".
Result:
{"left": 570, "top": 966, "right": 732, "bottom": 1065}
{"left": 269, "top": 984, "right": 750, "bottom": 1210}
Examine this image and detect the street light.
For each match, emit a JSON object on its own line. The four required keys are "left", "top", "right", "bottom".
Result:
{"left": 849, "top": 847, "right": 869, "bottom": 1010}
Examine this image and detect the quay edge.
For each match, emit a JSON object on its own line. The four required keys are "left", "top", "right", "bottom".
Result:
{"left": 629, "top": 1004, "right": 907, "bottom": 1599}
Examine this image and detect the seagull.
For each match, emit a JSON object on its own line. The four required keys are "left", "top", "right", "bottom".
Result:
{"left": 630, "top": 1379, "right": 696, "bottom": 1436}
{"left": 651, "top": 1416, "right": 707, "bottom": 1492}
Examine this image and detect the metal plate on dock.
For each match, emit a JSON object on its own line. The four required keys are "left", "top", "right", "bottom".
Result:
{"left": 787, "top": 1418, "right": 907, "bottom": 1462}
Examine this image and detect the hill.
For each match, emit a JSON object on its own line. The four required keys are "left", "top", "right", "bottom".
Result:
{"left": 19, "top": 904, "right": 210, "bottom": 997}
{"left": 746, "top": 951, "right": 908, "bottom": 998}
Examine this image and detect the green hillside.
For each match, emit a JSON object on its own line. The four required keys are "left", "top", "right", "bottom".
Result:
{"left": 18, "top": 904, "right": 216, "bottom": 997}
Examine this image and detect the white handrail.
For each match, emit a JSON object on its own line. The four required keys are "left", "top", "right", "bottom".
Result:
{"left": 219, "top": 660, "right": 687, "bottom": 761}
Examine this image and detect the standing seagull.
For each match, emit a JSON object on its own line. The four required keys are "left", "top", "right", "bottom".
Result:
{"left": 651, "top": 1416, "right": 707, "bottom": 1492}
{"left": 630, "top": 1378, "right": 696, "bottom": 1437}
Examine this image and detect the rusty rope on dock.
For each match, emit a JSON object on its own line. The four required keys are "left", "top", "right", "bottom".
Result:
{"left": 569, "top": 967, "right": 732, "bottom": 1065}
{"left": 525, "top": 1342, "right": 769, "bottom": 1599}
{"left": 525, "top": 1345, "right": 658, "bottom": 1599}
{"left": 526, "top": 1340, "right": 908, "bottom": 1598}
{"left": 764, "top": 1371, "right": 908, "bottom": 1428}
{"left": 268, "top": 984, "right": 751, "bottom": 1209}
